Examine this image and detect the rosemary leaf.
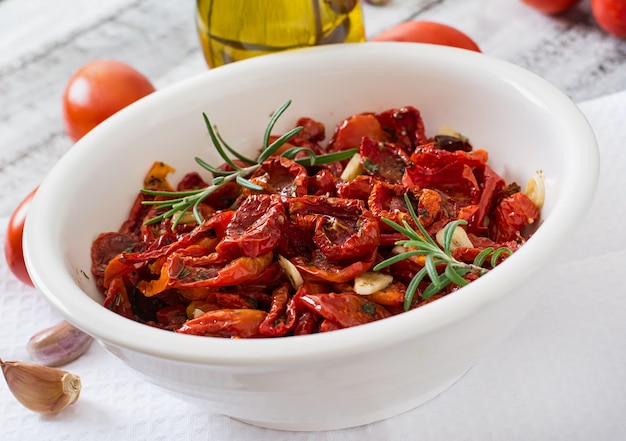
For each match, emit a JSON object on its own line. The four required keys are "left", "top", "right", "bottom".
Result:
{"left": 404, "top": 267, "right": 428, "bottom": 310}
{"left": 491, "top": 247, "right": 513, "bottom": 266}
{"left": 294, "top": 148, "right": 358, "bottom": 166}
{"left": 202, "top": 114, "right": 242, "bottom": 171}
{"left": 444, "top": 265, "right": 470, "bottom": 288}
{"left": 472, "top": 247, "right": 494, "bottom": 267}
{"left": 236, "top": 175, "right": 264, "bottom": 191}
{"left": 372, "top": 250, "right": 423, "bottom": 271}
{"left": 375, "top": 193, "right": 513, "bottom": 311}
{"left": 257, "top": 126, "right": 303, "bottom": 162}
{"left": 425, "top": 255, "right": 441, "bottom": 290}
{"left": 263, "top": 99, "right": 293, "bottom": 150}
{"left": 280, "top": 147, "right": 317, "bottom": 161}
{"left": 216, "top": 131, "right": 257, "bottom": 165}
{"left": 194, "top": 157, "right": 234, "bottom": 176}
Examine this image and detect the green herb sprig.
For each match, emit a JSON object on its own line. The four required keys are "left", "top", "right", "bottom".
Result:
{"left": 141, "top": 100, "right": 357, "bottom": 227}
{"left": 373, "top": 194, "right": 512, "bottom": 311}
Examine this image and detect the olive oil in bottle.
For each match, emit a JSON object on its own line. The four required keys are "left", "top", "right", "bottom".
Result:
{"left": 196, "top": 0, "right": 366, "bottom": 68}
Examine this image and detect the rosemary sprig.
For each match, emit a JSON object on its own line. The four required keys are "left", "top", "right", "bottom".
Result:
{"left": 141, "top": 100, "right": 358, "bottom": 227}
{"left": 373, "top": 194, "right": 512, "bottom": 311}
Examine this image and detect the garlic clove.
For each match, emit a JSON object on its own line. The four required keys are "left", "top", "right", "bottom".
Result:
{"left": 525, "top": 169, "right": 545, "bottom": 209}
{"left": 27, "top": 320, "right": 93, "bottom": 367}
{"left": 277, "top": 255, "right": 304, "bottom": 289}
{"left": 354, "top": 271, "right": 394, "bottom": 295}
{"left": 339, "top": 153, "right": 363, "bottom": 182}
{"left": 1, "top": 358, "right": 81, "bottom": 414}
{"left": 436, "top": 225, "right": 474, "bottom": 251}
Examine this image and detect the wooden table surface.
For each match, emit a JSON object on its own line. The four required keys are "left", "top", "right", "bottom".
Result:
{"left": 1, "top": 0, "right": 624, "bottom": 218}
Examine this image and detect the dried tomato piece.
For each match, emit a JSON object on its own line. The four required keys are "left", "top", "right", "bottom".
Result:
{"left": 91, "top": 232, "right": 141, "bottom": 288}
{"left": 216, "top": 194, "right": 288, "bottom": 258}
{"left": 155, "top": 304, "right": 188, "bottom": 326}
{"left": 319, "top": 319, "right": 342, "bottom": 332}
{"left": 299, "top": 293, "right": 392, "bottom": 328}
{"left": 466, "top": 164, "right": 506, "bottom": 236}
{"left": 365, "top": 281, "right": 407, "bottom": 308}
{"left": 259, "top": 283, "right": 298, "bottom": 337}
{"left": 336, "top": 175, "right": 376, "bottom": 201}
{"left": 313, "top": 210, "right": 379, "bottom": 261}
{"left": 291, "top": 249, "right": 376, "bottom": 283}
{"left": 245, "top": 157, "right": 308, "bottom": 198}
{"left": 176, "top": 171, "right": 209, "bottom": 191}
{"left": 238, "top": 261, "right": 283, "bottom": 289}
{"left": 368, "top": 182, "right": 413, "bottom": 230}
{"left": 121, "top": 210, "right": 234, "bottom": 264}
{"left": 374, "top": 106, "right": 427, "bottom": 154}
{"left": 215, "top": 292, "right": 259, "bottom": 310}
{"left": 327, "top": 113, "right": 385, "bottom": 152}
{"left": 138, "top": 252, "right": 273, "bottom": 296}
{"left": 103, "top": 277, "right": 134, "bottom": 320}
{"left": 307, "top": 168, "right": 336, "bottom": 196}
{"left": 293, "top": 311, "right": 321, "bottom": 335}
{"left": 176, "top": 309, "right": 268, "bottom": 338}
{"left": 491, "top": 192, "right": 540, "bottom": 242}
{"left": 368, "top": 183, "right": 442, "bottom": 231}
{"left": 289, "top": 196, "right": 380, "bottom": 261}
{"left": 359, "top": 137, "right": 410, "bottom": 184}
{"left": 290, "top": 117, "right": 326, "bottom": 146}
{"left": 403, "top": 143, "right": 488, "bottom": 202}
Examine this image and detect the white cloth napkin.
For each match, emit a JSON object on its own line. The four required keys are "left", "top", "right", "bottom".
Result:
{"left": 1, "top": 89, "right": 625, "bottom": 441}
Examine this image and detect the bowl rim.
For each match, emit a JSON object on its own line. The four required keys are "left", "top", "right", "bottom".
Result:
{"left": 23, "top": 43, "right": 600, "bottom": 365}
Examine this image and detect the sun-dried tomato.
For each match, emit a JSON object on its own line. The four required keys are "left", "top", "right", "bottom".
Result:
{"left": 491, "top": 191, "right": 540, "bottom": 242}
{"left": 359, "top": 137, "right": 410, "bottom": 184}
{"left": 327, "top": 113, "right": 385, "bottom": 152}
{"left": 403, "top": 144, "right": 489, "bottom": 202}
{"left": 298, "top": 292, "right": 392, "bottom": 328}
{"left": 289, "top": 196, "right": 379, "bottom": 261}
{"left": 244, "top": 157, "right": 309, "bottom": 198}
{"left": 374, "top": 106, "right": 427, "bottom": 154}
{"left": 291, "top": 249, "right": 376, "bottom": 283}
{"left": 216, "top": 194, "right": 288, "bottom": 259}
{"left": 176, "top": 309, "right": 268, "bottom": 338}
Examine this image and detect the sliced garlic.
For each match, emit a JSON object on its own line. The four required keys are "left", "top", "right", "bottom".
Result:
{"left": 278, "top": 255, "right": 304, "bottom": 289}
{"left": 437, "top": 124, "right": 460, "bottom": 137}
{"left": 27, "top": 320, "right": 93, "bottom": 367}
{"left": 391, "top": 245, "right": 407, "bottom": 255}
{"left": 436, "top": 225, "right": 474, "bottom": 251}
{"left": 0, "top": 358, "right": 81, "bottom": 414}
{"left": 525, "top": 170, "right": 545, "bottom": 209}
{"left": 354, "top": 272, "right": 393, "bottom": 295}
{"left": 340, "top": 153, "right": 363, "bottom": 182}
{"left": 172, "top": 210, "right": 199, "bottom": 225}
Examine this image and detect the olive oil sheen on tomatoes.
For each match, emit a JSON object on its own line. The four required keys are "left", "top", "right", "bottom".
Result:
{"left": 196, "top": 0, "right": 366, "bottom": 68}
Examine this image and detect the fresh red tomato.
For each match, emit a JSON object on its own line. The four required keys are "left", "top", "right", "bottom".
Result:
{"left": 520, "top": 0, "right": 582, "bottom": 14}
{"left": 371, "top": 21, "right": 481, "bottom": 52}
{"left": 591, "top": 0, "right": 626, "bottom": 37}
{"left": 4, "top": 187, "right": 38, "bottom": 287}
{"left": 62, "top": 59, "right": 156, "bottom": 142}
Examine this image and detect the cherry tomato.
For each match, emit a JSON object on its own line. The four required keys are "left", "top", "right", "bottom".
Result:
{"left": 62, "top": 59, "right": 156, "bottom": 142}
{"left": 520, "top": 0, "right": 582, "bottom": 14}
{"left": 4, "top": 187, "right": 38, "bottom": 287}
{"left": 371, "top": 21, "right": 481, "bottom": 52}
{"left": 591, "top": 0, "right": 626, "bottom": 38}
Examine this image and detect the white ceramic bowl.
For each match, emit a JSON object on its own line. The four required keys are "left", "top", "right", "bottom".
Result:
{"left": 23, "top": 43, "right": 599, "bottom": 431}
